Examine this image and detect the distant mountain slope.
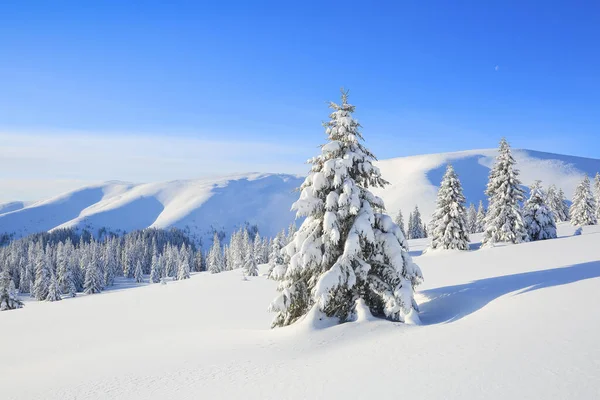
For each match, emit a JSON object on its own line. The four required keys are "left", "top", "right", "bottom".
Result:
{"left": 0, "top": 201, "right": 32, "bottom": 215}
{"left": 372, "top": 149, "right": 600, "bottom": 223}
{"left": 1, "top": 149, "right": 599, "bottom": 243}
{"left": 0, "top": 174, "right": 303, "bottom": 244}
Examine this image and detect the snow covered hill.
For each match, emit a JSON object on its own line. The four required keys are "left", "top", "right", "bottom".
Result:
{"left": 0, "top": 174, "right": 303, "bottom": 244}
{"left": 2, "top": 223, "right": 599, "bottom": 399}
{"left": 1, "top": 149, "right": 599, "bottom": 243}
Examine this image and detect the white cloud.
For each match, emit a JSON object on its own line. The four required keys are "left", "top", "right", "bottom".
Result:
{"left": 0, "top": 131, "right": 310, "bottom": 202}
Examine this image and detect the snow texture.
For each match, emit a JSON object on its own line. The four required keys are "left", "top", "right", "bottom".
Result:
{"left": 1, "top": 224, "right": 600, "bottom": 399}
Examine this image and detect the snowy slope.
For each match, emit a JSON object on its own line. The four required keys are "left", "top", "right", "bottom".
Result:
{"left": 0, "top": 201, "right": 31, "bottom": 215}
{"left": 1, "top": 149, "right": 598, "bottom": 241}
{"left": 0, "top": 174, "right": 303, "bottom": 244}
{"left": 2, "top": 223, "right": 599, "bottom": 400}
{"left": 373, "top": 148, "right": 600, "bottom": 223}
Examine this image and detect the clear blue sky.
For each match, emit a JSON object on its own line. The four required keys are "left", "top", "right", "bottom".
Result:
{"left": 0, "top": 1, "right": 599, "bottom": 200}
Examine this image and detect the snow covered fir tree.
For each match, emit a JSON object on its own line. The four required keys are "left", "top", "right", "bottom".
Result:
{"left": 467, "top": 203, "right": 478, "bottom": 234}
{"left": 570, "top": 175, "right": 597, "bottom": 227}
{"left": 394, "top": 209, "right": 407, "bottom": 241}
{"left": 475, "top": 200, "right": 486, "bottom": 233}
{"left": 523, "top": 181, "right": 557, "bottom": 241}
{"left": 482, "top": 138, "right": 529, "bottom": 247}
{"left": 408, "top": 205, "right": 426, "bottom": 239}
{"left": 427, "top": 164, "right": 470, "bottom": 251}
{"left": 546, "top": 184, "right": 570, "bottom": 222}
{"left": 269, "top": 90, "right": 423, "bottom": 327}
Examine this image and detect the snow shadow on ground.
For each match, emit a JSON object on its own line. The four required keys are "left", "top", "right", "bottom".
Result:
{"left": 419, "top": 261, "right": 600, "bottom": 325}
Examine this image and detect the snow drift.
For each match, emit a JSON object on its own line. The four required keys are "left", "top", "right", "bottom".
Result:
{"left": 1, "top": 223, "right": 599, "bottom": 399}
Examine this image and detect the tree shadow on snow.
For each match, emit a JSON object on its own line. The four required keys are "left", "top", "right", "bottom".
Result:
{"left": 418, "top": 261, "right": 600, "bottom": 325}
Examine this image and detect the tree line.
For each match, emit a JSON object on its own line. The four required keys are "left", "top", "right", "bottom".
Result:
{"left": 0, "top": 224, "right": 297, "bottom": 310}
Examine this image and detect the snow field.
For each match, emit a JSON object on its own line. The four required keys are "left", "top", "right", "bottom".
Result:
{"left": 2, "top": 223, "right": 599, "bottom": 399}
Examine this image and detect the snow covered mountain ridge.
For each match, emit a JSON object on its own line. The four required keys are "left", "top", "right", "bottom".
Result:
{"left": 1, "top": 149, "right": 599, "bottom": 243}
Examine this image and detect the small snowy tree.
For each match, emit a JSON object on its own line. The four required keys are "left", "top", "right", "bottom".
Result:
{"left": 244, "top": 244, "right": 258, "bottom": 277}
{"left": 428, "top": 164, "right": 470, "bottom": 251}
{"left": 408, "top": 206, "right": 425, "bottom": 239}
{"left": 482, "top": 138, "right": 528, "bottom": 247}
{"left": 475, "top": 200, "right": 486, "bottom": 233}
{"left": 467, "top": 203, "right": 477, "bottom": 234}
{"left": 570, "top": 175, "right": 597, "bottom": 226}
{"left": 0, "top": 267, "right": 23, "bottom": 310}
{"left": 33, "top": 243, "right": 50, "bottom": 300}
{"left": 46, "top": 271, "right": 62, "bottom": 302}
{"left": 394, "top": 209, "right": 407, "bottom": 241}
{"left": 269, "top": 90, "right": 422, "bottom": 327}
{"left": 558, "top": 188, "right": 570, "bottom": 221}
{"left": 267, "top": 232, "right": 285, "bottom": 279}
{"left": 546, "top": 185, "right": 569, "bottom": 222}
{"left": 134, "top": 260, "right": 144, "bottom": 283}
{"left": 84, "top": 251, "right": 102, "bottom": 294}
{"left": 150, "top": 250, "right": 162, "bottom": 283}
{"left": 177, "top": 250, "right": 191, "bottom": 280}
{"left": 207, "top": 233, "right": 224, "bottom": 273}
{"left": 523, "top": 181, "right": 557, "bottom": 241}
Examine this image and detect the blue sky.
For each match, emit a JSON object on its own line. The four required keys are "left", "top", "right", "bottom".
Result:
{"left": 0, "top": 1, "right": 599, "bottom": 200}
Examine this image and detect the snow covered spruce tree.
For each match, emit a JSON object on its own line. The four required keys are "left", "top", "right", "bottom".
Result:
{"left": 0, "top": 266, "right": 23, "bottom": 311}
{"left": 475, "top": 200, "right": 486, "bottom": 233}
{"left": 269, "top": 90, "right": 423, "bottom": 327}
{"left": 46, "top": 271, "right": 62, "bottom": 302}
{"left": 84, "top": 251, "right": 103, "bottom": 294}
{"left": 408, "top": 205, "right": 426, "bottom": 239}
{"left": 523, "top": 181, "right": 557, "bottom": 241}
{"left": 428, "top": 164, "right": 470, "bottom": 251}
{"left": 546, "top": 185, "right": 569, "bottom": 222}
{"left": 177, "top": 246, "right": 191, "bottom": 280}
{"left": 467, "top": 203, "right": 477, "bottom": 234}
{"left": 482, "top": 138, "right": 528, "bottom": 247}
{"left": 267, "top": 231, "right": 285, "bottom": 279}
{"left": 570, "top": 175, "right": 597, "bottom": 226}
{"left": 244, "top": 244, "right": 258, "bottom": 277}
{"left": 207, "top": 233, "right": 224, "bottom": 274}
{"left": 394, "top": 209, "right": 407, "bottom": 242}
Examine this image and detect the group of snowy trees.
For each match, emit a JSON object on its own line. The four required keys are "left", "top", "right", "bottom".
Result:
{"left": 466, "top": 201, "right": 486, "bottom": 234}
{"left": 206, "top": 224, "right": 297, "bottom": 277}
{"left": 420, "top": 138, "right": 599, "bottom": 252}
{"left": 0, "top": 222, "right": 299, "bottom": 310}
{"left": 0, "top": 228, "right": 201, "bottom": 308}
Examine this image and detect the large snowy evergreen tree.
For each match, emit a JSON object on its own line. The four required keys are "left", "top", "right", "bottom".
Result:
{"left": 269, "top": 90, "right": 423, "bottom": 327}
{"left": 570, "top": 175, "right": 597, "bottom": 226}
{"left": 428, "top": 164, "right": 470, "bottom": 251}
{"left": 523, "top": 181, "right": 557, "bottom": 241}
{"left": 482, "top": 138, "right": 528, "bottom": 247}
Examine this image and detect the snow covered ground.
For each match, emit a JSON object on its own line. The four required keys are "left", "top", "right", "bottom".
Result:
{"left": 1, "top": 149, "right": 598, "bottom": 244}
{"left": 2, "top": 222, "right": 599, "bottom": 399}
